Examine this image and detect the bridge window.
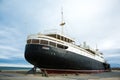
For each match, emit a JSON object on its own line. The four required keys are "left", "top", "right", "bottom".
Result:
{"left": 27, "top": 39, "right": 31, "bottom": 43}
{"left": 32, "top": 39, "right": 39, "bottom": 44}
{"left": 41, "top": 40, "right": 48, "bottom": 45}
{"left": 27, "top": 39, "right": 68, "bottom": 49}
{"left": 50, "top": 42, "right": 56, "bottom": 47}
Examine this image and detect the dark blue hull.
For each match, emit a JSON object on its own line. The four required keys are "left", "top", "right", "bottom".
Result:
{"left": 25, "top": 44, "right": 111, "bottom": 73}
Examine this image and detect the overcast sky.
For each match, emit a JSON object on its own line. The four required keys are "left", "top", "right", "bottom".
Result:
{"left": 0, "top": 0, "right": 120, "bottom": 67}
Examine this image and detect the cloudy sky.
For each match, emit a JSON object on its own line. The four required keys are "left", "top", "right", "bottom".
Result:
{"left": 0, "top": 0, "right": 120, "bottom": 67}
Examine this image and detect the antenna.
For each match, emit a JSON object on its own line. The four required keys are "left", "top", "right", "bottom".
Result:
{"left": 60, "top": 7, "right": 65, "bottom": 34}
{"left": 96, "top": 44, "right": 99, "bottom": 51}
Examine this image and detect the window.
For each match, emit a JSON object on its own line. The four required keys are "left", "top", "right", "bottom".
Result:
{"left": 32, "top": 39, "right": 39, "bottom": 44}
{"left": 27, "top": 39, "right": 31, "bottom": 43}
{"left": 50, "top": 42, "right": 56, "bottom": 47}
{"left": 57, "top": 44, "right": 63, "bottom": 48}
{"left": 41, "top": 40, "right": 48, "bottom": 45}
{"left": 57, "top": 44, "right": 68, "bottom": 49}
{"left": 57, "top": 35, "right": 60, "bottom": 40}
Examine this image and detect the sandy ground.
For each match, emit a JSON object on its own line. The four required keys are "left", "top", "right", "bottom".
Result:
{"left": 0, "top": 70, "right": 120, "bottom": 80}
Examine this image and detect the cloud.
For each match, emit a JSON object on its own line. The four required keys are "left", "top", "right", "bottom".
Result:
{"left": 0, "top": 63, "right": 33, "bottom": 67}
{"left": 0, "top": 26, "right": 25, "bottom": 60}
{"left": 0, "top": 55, "right": 10, "bottom": 59}
{"left": 0, "top": 50, "right": 23, "bottom": 60}
{"left": 0, "top": 45, "right": 20, "bottom": 52}
{"left": 105, "top": 54, "right": 120, "bottom": 58}
{"left": 102, "top": 49, "right": 120, "bottom": 67}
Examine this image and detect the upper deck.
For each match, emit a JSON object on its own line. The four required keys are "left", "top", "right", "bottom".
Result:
{"left": 45, "top": 33, "right": 74, "bottom": 43}
{"left": 26, "top": 31, "right": 75, "bottom": 50}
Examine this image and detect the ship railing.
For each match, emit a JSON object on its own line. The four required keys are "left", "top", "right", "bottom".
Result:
{"left": 67, "top": 43, "right": 95, "bottom": 56}
{"left": 43, "top": 29, "right": 60, "bottom": 34}
{"left": 27, "top": 33, "right": 44, "bottom": 39}
{"left": 43, "top": 29, "right": 75, "bottom": 41}
{"left": 27, "top": 34, "right": 37, "bottom": 39}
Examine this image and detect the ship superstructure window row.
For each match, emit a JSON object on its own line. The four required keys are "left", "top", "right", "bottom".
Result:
{"left": 27, "top": 39, "right": 68, "bottom": 49}
{"left": 46, "top": 34, "right": 74, "bottom": 43}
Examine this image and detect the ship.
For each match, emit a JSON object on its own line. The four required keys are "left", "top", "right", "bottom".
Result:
{"left": 24, "top": 11, "right": 111, "bottom": 74}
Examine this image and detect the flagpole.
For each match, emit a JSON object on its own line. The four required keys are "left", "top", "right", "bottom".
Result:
{"left": 60, "top": 7, "right": 65, "bottom": 34}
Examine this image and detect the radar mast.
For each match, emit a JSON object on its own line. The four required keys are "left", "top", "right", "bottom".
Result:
{"left": 60, "top": 7, "right": 65, "bottom": 34}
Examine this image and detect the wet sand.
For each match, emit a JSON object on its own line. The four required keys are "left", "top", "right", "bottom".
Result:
{"left": 0, "top": 70, "right": 120, "bottom": 80}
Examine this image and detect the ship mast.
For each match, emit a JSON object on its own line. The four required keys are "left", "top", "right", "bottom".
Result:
{"left": 60, "top": 8, "right": 65, "bottom": 34}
